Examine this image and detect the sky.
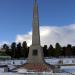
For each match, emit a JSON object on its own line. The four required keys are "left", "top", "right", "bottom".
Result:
{"left": 0, "top": 0, "right": 75, "bottom": 47}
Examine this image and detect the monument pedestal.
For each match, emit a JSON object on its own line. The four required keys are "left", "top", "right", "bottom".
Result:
{"left": 27, "top": 45, "right": 44, "bottom": 64}
{"left": 25, "top": 45, "right": 54, "bottom": 72}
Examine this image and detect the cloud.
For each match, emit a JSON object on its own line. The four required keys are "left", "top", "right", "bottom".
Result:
{"left": 0, "top": 41, "right": 10, "bottom": 48}
{"left": 16, "top": 24, "right": 75, "bottom": 47}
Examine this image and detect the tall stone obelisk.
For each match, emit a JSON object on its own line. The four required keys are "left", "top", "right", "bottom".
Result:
{"left": 27, "top": 0, "right": 44, "bottom": 64}
{"left": 15, "top": 0, "right": 55, "bottom": 72}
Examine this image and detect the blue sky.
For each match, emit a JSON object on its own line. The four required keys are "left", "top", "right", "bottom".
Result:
{"left": 0, "top": 0, "right": 75, "bottom": 46}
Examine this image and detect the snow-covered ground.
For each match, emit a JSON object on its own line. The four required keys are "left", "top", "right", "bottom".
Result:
{"left": 45, "top": 58, "right": 75, "bottom": 74}
{"left": 61, "top": 66, "right": 75, "bottom": 74}
{"left": 0, "top": 72, "right": 24, "bottom": 75}
{"left": 0, "top": 58, "right": 75, "bottom": 65}
{"left": 0, "top": 58, "right": 75, "bottom": 74}
{"left": 45, "top": 58, "right": 75, "bottom": 64}
{"left": 0, "top": 72, "right": 73, "bottom": 75}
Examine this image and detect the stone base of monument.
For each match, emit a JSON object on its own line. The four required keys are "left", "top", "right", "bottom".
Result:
{"left": 16, "top": 63, "right": 55, "bottom": 73}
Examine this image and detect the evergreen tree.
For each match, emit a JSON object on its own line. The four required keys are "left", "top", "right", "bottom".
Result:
{"left": 43, "top": 45, "right": 48, "bottom": 57}
{"left": 62, "top": 47, "right": 66, "bottom": 56}
{"left": 48, "top": 45, "right": 55, "bottom": 57}
{"left": 55, "top": 43, "right": 62, "bottom": 57}
{"left": 21, "top": 41, "right": 28, "bottom": 58}
{"left": 3, "top": 44, "right": 8, "bottom": 49}
{"left": 65, "top": 44, "right": 72, "bottom": 56}
{"left": 11, "top": 42, "right": 16, "bottom": 58}
{"left": 2, "top": 44, "right": 10, "bottom": 56}
{"left": 72, "top": 46, "right": 75, "bottom": 56}
{"left": 16, "top": 43, "right": 22, "bottom": 58}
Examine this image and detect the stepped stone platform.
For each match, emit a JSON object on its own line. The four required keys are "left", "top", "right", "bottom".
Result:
{"left": 18, "top": 63, "right": 55, "bottom": 72}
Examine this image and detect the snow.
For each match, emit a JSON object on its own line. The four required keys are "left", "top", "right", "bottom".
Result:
{"left": 45, "top": 58, "right": 75, "bottom": 74}
{"left": 61, "top": 66, "right": 75, "bottom": 74}
{"left": 0, "top": 72, "right": 73, "bottom": 75}
{"left": 0, "top": 68, "right": 5, "bottom": 72}
{"left": 0, "top": 60, "right": 27, "bottom": 65}
{"left": 45, "top": 58, "right": 75, "bottom": 64}
{"left": 0, "top": 58, "right": 75, "bottom": 74}
{"left": 17, "top": 69, "right": 27, "bottom": 73}
{"left": 0, "top": 72, "right": 24, "bottom": 75}
{"left": 0, "top": 58, "right": 75, "bottom": 66}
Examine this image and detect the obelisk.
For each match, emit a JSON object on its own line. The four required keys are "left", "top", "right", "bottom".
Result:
{"left": 27, "top": 0, "right": 44, "bottom": 64}
{"left": 15, "top": 0, "right": 55, "bottom": 72}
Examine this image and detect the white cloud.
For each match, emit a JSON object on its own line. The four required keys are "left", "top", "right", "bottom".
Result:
{"left": 16, "top": 24, "right": 75, "bottom": 47}
{"left": 0, "top": 41, "right": 10, "bottom": 48}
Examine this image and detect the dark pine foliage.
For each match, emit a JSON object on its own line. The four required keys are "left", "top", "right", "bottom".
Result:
{"left": 1, "top": 42, "right": 75, "bottom": 58}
